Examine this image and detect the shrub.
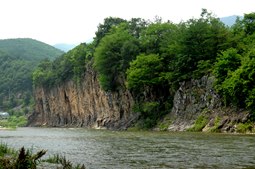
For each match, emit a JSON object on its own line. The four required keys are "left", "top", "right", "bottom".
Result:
{"left": 209, "top": 116, "right": 221, "bottom": 133}
{"left": 0, "top": 143, "right": 86, "bottom": 169}
{"left": 187, "top": 115, "right": 209, "bottom": 132}
{"left": 0, "top": 146, "right": 46, "bottom": 169}
{"left": 236, "top": 123, "right": 254, "bottom": 133}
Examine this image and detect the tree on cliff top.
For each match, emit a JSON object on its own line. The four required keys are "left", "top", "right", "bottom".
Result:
{"left": 94, "top": 23, "right": 140, "bottom": 91}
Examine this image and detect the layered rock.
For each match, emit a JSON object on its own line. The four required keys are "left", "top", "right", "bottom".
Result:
{"left": 167, "top": 76, "right": 252, "bottom": 132}
{"left": 28, "top": 65, "right": 137, "bottom": 129}
{"left": 29, "top": 67, "right": 252, "bottom": 132}
{"left": 167, "top": 76, "right": 220, "bottom": 131}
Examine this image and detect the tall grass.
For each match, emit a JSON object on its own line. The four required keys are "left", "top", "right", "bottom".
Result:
{"left": 44, "top": 154, "right": 86, "bottom": 169}
{"left": 0, "top": 143, "right": 86, "bottom": 169}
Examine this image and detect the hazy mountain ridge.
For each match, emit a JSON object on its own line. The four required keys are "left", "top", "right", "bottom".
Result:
{"left": 54, "top": 43, "right": 76, "bottom": 52}
{"left": 220, "top": 15, "right": 243, "bottom": 27}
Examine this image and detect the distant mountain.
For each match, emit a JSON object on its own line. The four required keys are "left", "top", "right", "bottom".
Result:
{"left": 220, "top": 15, "right": 243, "bottom": 27}
{"left": 0, "top": 38, "right": 64, "bottom": 110}
{"left": 0, "top": 38, "right": 64, "bottom": 61}
{"left": 54, "top": 43, "right": 76, "bottom": 52}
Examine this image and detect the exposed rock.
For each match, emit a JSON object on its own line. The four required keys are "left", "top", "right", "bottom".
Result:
{"left": 28, "top": 64, "right": 138, "bottom": 129}
{"left": 166, "top": 76, "right": 254, "bottom": 132}
{"left": 167, "top": 76, "right": 221, "bottom": 131}
{"left": 29, "top": 65, "right": 253, "bottom": 133}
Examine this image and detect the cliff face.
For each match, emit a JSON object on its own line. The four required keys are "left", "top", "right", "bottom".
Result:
{"left": 166, "top": 76, "right": 220, "bottom": 131}
{"left": 29, "top": 67, "right": 252, "bottom": 132}
{"left": 29, "top": 65, "right": 137, "bottom": 129}
{"left": 166, "top": 76, "right": 251, "bottom": 132}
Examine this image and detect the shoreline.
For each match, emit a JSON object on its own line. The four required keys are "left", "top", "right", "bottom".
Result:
{"left": 21, "top": 125, "right": 255, "bottom": 135}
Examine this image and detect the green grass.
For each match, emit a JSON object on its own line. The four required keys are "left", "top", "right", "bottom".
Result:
{"left": 44, "top": 154, "right": 86, "bottom": 169}
{"left": 0, "top": 142, "right": 16, "bottom": 157}
{"left": 209, "top": 116, "right": 221, "bottom": 133}
{"left": 236, "top": 123, "right": 254, "bottom": 133}
{"left": 158, "top": 118, "right": 172, "bottom": 131}
{"left": 0, "top": 115, "right": 27, "bottom": 129}
{"left": 187, "top": 115, "right": 209, "bottom": 132}
{"left": 0, "top": 144, "right": 46, "bottom": 169}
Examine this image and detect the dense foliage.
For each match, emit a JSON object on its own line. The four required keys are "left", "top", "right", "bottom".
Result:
{"left": 33, "top": 43, "right": 93, "bottom": 87}
{"left": 0, "top": 115, "right": 27, "bottom": 128}
{"left": 94, "top": 23, "right": 140, "bottom": 91}
{"left": 33, "top": 10, "right": 255, "bottom": 128}
{"left": 0, "top": 38, "right": 63, "bottom": 111}
{"left": 213, "top": 12, "right": 255, "bottom": 109}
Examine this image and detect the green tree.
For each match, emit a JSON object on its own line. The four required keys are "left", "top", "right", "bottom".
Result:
{"left": 216, "top": 49, "right": 255, "bottom": 108}
{"left": 33, "top": 43, "right": 94, "bottom": 87}
{"left": 213, "top": 48, "right": 242, "bottom": 85}
{"left": 140, "top": 22, "right": 178, "bottom": 55}
{"left": 128, "top": 18, "right": 148, "bottom": 38}
{"left": 243, "top": 12, "right": 255, "bottom": 35}
{"left": 174, "top": 9, "right": 229, "bottom": 81}
{"left": 32, "top": 59, "right": 52, "bottom": 87}
{"left": 126, "top": 54, "right": 163, "bottom": 90}
{"left": 94, "top": 23, "right": 139, "bottom": 91}
{"left": 94, "top": 17, "right": 127, "bottom": 46}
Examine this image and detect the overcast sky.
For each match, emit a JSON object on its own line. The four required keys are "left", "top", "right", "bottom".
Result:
{"left": 0, "top": 0, "right": 254, "bottom": 45}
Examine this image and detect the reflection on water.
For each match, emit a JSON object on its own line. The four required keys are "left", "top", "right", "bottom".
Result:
{"left": 0, "top": 127, "right": 255, "bottom": 169}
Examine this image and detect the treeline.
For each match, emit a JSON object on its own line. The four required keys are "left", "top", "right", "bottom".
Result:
{"left": 32, "top": 43, "right": 93, "bottom": 87}
{"left": 0, "top": 52, "right": 32, "bottom": 108}
{"left": 33, "top": 9, "right": 255, "bottom": 128}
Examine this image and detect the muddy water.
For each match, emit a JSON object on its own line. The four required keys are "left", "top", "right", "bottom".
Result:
{"left": 0, "top": 127, "right": 255, "bottom": 169}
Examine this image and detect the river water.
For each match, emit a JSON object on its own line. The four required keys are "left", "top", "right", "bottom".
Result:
{"left": 0, "top": 127, "right": 255, "bottom": 169}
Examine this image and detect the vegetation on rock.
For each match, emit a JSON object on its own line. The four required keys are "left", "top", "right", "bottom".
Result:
{"left": 32, "top": 10, "right": 255, "bottom": 129}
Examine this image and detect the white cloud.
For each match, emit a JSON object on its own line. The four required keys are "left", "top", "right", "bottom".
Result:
{"left": 0, "top": 0, "right": 254, "bottom": 45}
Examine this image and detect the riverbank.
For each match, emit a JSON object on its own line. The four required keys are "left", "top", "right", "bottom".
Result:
{"left": 0, "top": 127, "right": 15, "bottom": 131}
{"left": 0, "top": 142, "right": 85, "bottom": 169}
{"left": 0, "top": 115, "right": 27, "bottom": 129}
{"left": 154, "top": 108, "right": 255, "bottom": 134}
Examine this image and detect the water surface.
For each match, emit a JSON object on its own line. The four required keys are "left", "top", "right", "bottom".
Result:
{"left": 0, "top": 127, "right": 255, "bottom": 169}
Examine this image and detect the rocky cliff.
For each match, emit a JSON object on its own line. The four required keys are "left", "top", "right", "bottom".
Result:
{"left": 165, "top": 76, "right": 252, "bottom": 132}
{"left": 29, "top": 68, "right": 253, "bottom": 132}
{"left": 28, "top": 64, "right": 138, "bottom": 129}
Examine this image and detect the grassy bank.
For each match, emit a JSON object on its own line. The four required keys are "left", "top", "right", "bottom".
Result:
{"left": 0, "top": 143, "right": 85, "bottom": 169}
{"left": 0, "top": 116, "right": 27, "bottom": 129}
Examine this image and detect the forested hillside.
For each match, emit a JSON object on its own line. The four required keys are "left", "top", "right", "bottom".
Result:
{"left": 33, "top": 10, "right": 255, "bottom": 129}
{"left": 0, "top": 38, "right": 64, "bottom": 113}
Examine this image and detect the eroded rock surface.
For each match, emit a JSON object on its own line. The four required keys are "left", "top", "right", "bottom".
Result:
{"left": 28, "top": 65, "right": 137, "bottom": 129}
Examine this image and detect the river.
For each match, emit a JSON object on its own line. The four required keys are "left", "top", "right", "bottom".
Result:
{"left": 0, "top": 127, "right": 255, "bottom": 169}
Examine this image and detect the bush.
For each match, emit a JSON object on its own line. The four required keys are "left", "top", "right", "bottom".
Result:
{"left": 236, "top": 123, "right": 254, "bottom": 133}
{"left": 187, "top": 115, "right": 209, "bottom": 132}
{"left": 158, "top": 118, "right": 172, "bottom": 131}
{"left": 209, "top": 116, "right": 221, "bottom": 133}
{"left": 0, "top": 116, "right": 28, "bottom": 128}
